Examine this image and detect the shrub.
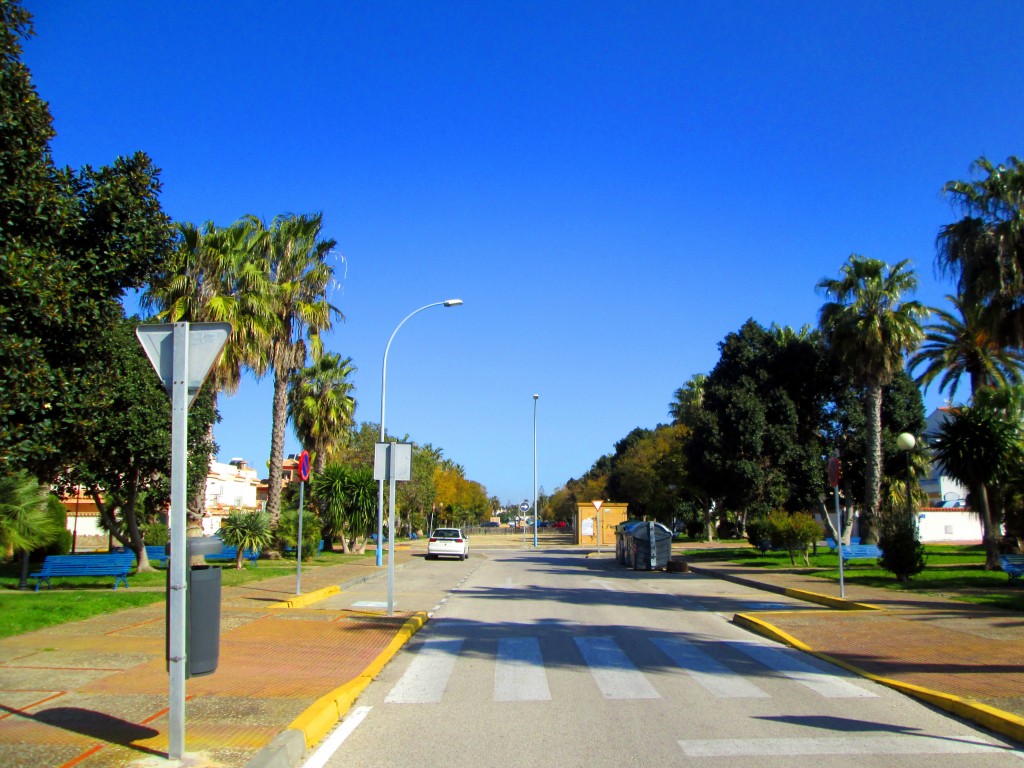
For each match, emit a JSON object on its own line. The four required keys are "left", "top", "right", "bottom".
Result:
{"left": 766, "top": 510, "right": 821, "bottom": 566}
{"left": 274, "top": 506, "right": 323, "bottom": 560}
{"left": 143, "top": 522, "right": 169, "bottom": 546}
{"left": 878, "top": 509, "right": 927, "bottom": 582}
{"left": 218, "top": 510, "right": 274, "bottom": 569}
{"left": 746, "top": 515, "right": 771, "bottom": 552}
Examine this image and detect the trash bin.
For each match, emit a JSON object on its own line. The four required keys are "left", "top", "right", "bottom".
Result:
{"left": 614, "top": 521, "right": 642, "bottom": 565}
{"left": 629, "top": 522, "right": 673, "bottom": 571}
{"left": 166, "top": 536, "right": 223, "bottom": 678}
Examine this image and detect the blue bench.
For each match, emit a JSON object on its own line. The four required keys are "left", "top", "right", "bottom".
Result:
{"left": 1000, "top": 554, "right": 1024, "bottom": 581}
{"left": 145, "top": 545, "right": 168, "bottom": 565}
{"left": 205, "top": 545, "right": 260, "bottom": 565}
{"left": 841, "top": 543, "right": 881, "bottom": 562}
{"left": 29, "top": 553, "right": 138, "bottom": 591}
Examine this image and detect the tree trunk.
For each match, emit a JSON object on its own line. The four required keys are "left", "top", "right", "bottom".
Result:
{"left": 860, "top": 384, "right": 884, "bottom": 544}
{"left": 265, "top": 364, "right": 290, "bottom": 525}
{"left": 974, "top": 483, "right": 1001, "bottom": 570}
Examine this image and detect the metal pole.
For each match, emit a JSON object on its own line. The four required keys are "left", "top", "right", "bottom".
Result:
{"left": 296, "top": 481, "right": 304, "bottom": 595}
{"left": 168, "top": 322, "right": 189, "bottom": 760}
{"left": 533, "top": 394, "right": 538, "bottom": 548}
{"left": 834, "top": 484, "right": 845, "bottom": 599}
{"left": 387, "top": 445, "right": 397, "bottom": 616}
{"left": 377, "top": 299, "right": 462, "bottom": 567}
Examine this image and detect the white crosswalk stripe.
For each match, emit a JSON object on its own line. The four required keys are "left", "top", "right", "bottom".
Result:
{"left": 495, "top": 637, "right": 551, "bottom": 702}
{"left": 725, "top": 640, "right": 877, "bottom": 698}
{"left": 573, "top": 636, "right": 661, "bottom": 699}
{"left": 383, "top": 633, "right": 877, "bottom": 705}
{"left": 384, "top": 637, "right": 463, "bottom": 704}
{"left": 678, "top": 735, "right": 1013, "bottom": 757}
{"left": 650, "top": 637, "right": 769, "bottom": 698}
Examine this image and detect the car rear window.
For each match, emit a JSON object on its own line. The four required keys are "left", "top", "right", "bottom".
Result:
{"left": 433, "top": 529, "right": 460, "bottom": 538}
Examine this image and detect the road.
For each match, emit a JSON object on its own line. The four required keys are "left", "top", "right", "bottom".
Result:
{"left": 304, "top": 548, "right": 1023, "bottom": 768}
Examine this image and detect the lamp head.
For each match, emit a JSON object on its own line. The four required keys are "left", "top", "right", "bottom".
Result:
{"left": 533, "top": 394, "right": 539, "bottom": 400}
{"left": 896, "top": 432, "right": 916, "bottom": 452}
{"left": 443, "top": 299, "right": 463, "bottom": 307}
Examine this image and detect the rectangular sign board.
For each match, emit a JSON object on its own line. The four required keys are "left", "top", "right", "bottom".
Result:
{"left": 373, "top": 442, "right": 412, "bottom": 481}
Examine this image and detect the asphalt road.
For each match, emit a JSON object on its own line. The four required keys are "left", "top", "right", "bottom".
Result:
{"left": 304, "top": 549, "right": 1024, "bottom": 768}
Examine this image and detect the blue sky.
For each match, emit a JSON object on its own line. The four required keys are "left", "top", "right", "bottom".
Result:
{"left": 22, "top": 1, "right": 1024, "bottom": 503}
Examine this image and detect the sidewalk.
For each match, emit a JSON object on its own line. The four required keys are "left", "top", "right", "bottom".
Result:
{"left": 1, "top": 548, "right": 1022, "bottom": 768}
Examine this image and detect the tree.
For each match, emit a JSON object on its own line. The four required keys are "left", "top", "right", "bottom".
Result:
{"left": 288, "top": 353, "right": 356, "bottom": 474}
{"left": 668, "top": 374, "right": 707, "bottom": 427}
{"left": 246, "top": 213, "right": 342, "bottom": 524}
{"left": 909, "top": 294, "right": 1024, "bottom": 401}
{"left": 0, "top": 470, "right": 63, "bottom": 590}
{"left": 64, "top": 316, "right": 217, "bottom": 571}
{"left": 818, "top": 256, "right": 927, "bottom": 543}
{"left": 930, "top": 401, "right": 1022, "bottom": 569}
{"left": 0, "top": 3, "right": 173, "bottom": 480}
{"left": 218, "top": 510, "right": 273, "bottom": 569}
{"left": 310, "top": 463, "right": 376, "bottom": 553}
{"left": 937, "top": 156, "right": 1024, "bottom": 344}
{"left": 142, "top": 220, "right": 275, "bottom": 520}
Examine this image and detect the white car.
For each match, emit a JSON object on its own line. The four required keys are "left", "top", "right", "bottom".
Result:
{"left": 426, "top": 528, "right": 469, "bottom": 560}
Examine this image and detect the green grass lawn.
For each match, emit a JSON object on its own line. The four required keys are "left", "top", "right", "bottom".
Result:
{"left": 0, "top": 548, "right": 378, "bottom": 639}
{"left": 676, "top": 542, "right": 1024, "bottom": 611}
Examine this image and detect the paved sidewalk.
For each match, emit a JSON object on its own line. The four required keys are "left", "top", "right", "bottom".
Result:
{"left": 1, "top": 546, "right": 1022, "bottom": 768}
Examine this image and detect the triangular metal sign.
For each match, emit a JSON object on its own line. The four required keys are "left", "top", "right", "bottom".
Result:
{"left": 136, "top": 322, "right": 231, "bottom": 408}
{"left": 592, "top": 500, "right": 604, "bottom": 511}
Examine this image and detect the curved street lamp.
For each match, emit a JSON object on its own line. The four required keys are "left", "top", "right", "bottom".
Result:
{"left": 376, "top": 299, "right": 463, "bottom": 567}
{"left": 533, "top": 394, "right": 539, "bottom": 548}
{"left": 897, "top": 432, "right": 916, "bottom": 520}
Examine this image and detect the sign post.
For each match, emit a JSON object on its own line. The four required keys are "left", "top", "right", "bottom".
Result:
{"left": 374, "top": 442, "right": 411, "bottom": 616}
{"left": 136, "top": 321, "right": 230, "bottom": 761}
{"left": 592, "top": 500, "right": 604, "bottom": 553}
{"left": 828, "top": 456, "right": 845, "bottom": 599}
{"left": 519, "top": 500, "right": 530, "bottom": 547}
{"left": 296, "top": 450, "right": 310, "bottom": 595}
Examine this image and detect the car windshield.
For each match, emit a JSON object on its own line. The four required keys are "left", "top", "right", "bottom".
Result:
{"left": 433, "top": 529, "right": 460, "bottom": 538}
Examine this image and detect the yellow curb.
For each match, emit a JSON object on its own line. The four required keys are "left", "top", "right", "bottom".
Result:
{"left": 782, "top": 587, "right": 881, "bottom": 611}
{"left": 287, "top": 611, "right": 429, "bottom": 750}
{"left": 734, "top": 612, "right": 1024, "bottom": 745}
{"left": 267, "top": 584, "right": 340, "bottom": 610}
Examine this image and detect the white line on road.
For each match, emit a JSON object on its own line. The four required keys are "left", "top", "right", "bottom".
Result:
{"left": 301, "top": 706, "right": 372, "bottom": 768}
{"left": 574, "top": 636, "right": 660, "bottom": 699}
{"left": 727, "top": 640, "right": 877, "bottom": 698}
{"left": 650, "top": 637, "right": 769, "bottom": 698}
{"left": 678, "top": 734, "right": 1017, "bottom": 757}
{"left": 495, "top": 637, "right": 551, "bottom": 702}
{"left": 385, "top": 638, "right": 463, "bottom": 704}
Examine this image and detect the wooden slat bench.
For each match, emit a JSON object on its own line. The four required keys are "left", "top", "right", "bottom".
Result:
{"left": 145, "top": 545, "right": 169, "bottom": 565}
{"left": 999, "top": 554, "right": 1024, "bottom": 581}
{"left": 29, "top": 552, "right": 138, "bottom": 591}
{"left": 204, "top": 545, "right": 260, "bottom": 565}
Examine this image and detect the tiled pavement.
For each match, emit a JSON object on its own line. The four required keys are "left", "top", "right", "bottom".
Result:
{"left": 1, "top": 544, "right": 1022, "bottom": 768}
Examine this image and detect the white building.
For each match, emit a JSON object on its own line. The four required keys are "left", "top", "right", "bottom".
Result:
{"left": 203, "top": 458, "right": 262, "bottom": 534}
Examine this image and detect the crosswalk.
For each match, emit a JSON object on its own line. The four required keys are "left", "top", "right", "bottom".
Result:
{"left": 381, "top": 628, "right": 877, "bottom": 705}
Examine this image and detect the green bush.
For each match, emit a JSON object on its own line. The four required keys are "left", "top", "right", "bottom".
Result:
{"left": 746, "top": 515, "right": 771, "bottom": 551}
{"left": 143, "top": 521, "right": 169, "bottom": 546}
{"left": 878, "top": 510, "right": 927, "bottom": 582}
{"left": 766, "top": 510, "right": 821, "bottom": 566}
{"left": 274, "top": 506, "right": 323, "bottom": 559}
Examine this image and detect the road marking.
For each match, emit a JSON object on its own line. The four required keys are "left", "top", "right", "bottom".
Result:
{"left": 589, "top": 578, "right": 620, "bottom": 591}
{"left": 726, "top": 641, "right": 876, "bottom": 698}
{"left": 385, "top": 638, "right": 463, "bottom": 704}
{"left": 351, "top": 601, "right": 387, "bottom": 608}
{"left": 650, "top": 637, "right": 769, "bottom": 698}
{"left": 495, "top": 637, "right": 551, "bottom": 702}
{"left": 678, "top": 734, "right": 1014, "bottom": 757}
{"left": 301, "top": 706, "right": 372, "bottom": 768}
{"left": 574, "top": 636, "right": 660, "bottom": 699}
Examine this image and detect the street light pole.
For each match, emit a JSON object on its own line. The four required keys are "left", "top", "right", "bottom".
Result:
{"left": 897, "top": 432, "right": 916, "bottom": 520}
{"left": 376, "top": 299, "right": 463, "bottom": 567}
{"left": 533, "top": 394, "right": 539, "bottom": 548}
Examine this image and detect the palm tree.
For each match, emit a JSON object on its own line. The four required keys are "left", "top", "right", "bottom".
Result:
{"left": 818, "top": 256, "right": 928, "bottom": 543}
{"left": 931, "top": 402, "right": 1021, "bottom": 569}
{"left": 288, "top": 353, "right": 356, "bottom": 474}
{"left": 142, "top": 221, "right": 275, "bottom": 520}
{"left": 217, "top": 509, "right": 274, "bottom": 569}
{"left": 310, "top": 463, "right": 375, "bottom": 553}
{"left": 245, "top": 213, "right": 342, "bottom": 525}
{"left": 669, "top": 373, "right": 706, "bottom": 427}
{"left": 0, "top": 471, "right": 62, "bottom": 588}
{"left": 909, "top": 293, "right": 1024, "bottom": 401}
{"left": 938, "top": 156, "right": 1024, "bottom": 345}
